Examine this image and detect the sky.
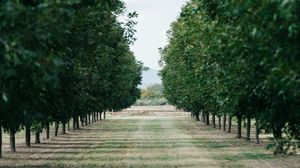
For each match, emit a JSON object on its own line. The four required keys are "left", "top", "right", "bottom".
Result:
{"left": 122, "top": 0, "right": 187, "bottom": 70}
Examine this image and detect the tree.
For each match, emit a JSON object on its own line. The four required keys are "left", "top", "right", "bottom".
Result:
{"left": 0, "top": 0, "right": 142, "bottom": 157}
{"left": 161, "top": 0, "right": 300, "bottom": 154}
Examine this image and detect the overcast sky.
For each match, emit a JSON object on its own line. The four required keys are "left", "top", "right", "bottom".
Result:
{"left": 122, "top": 0, "right": 187, "bottom": 70}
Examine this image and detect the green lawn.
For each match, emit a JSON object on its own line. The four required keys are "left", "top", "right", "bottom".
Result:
{"left": 0, "top": 108, "right": 299, "bottom": 168}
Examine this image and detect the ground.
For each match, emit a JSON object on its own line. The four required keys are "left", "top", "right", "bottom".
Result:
{"left": 0, "top": 106, "right": 299, "bottom": 168}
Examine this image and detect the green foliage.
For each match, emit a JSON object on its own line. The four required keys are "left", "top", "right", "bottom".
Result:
{"left": 0, "top": 0, "right": 142, "bottom": 151}
{"left": 161, "top": 0, "right": 300, "bottom": 154}
{"left": 135, "top": 84, "right": 168, "bottom": 106}
{"left": 141, "top": 84, "right": 164, "bottom": 99}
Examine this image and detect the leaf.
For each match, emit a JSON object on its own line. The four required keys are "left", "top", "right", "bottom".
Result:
{"left": 53, "top": 58, "right": 64, "bottom": 66}
{"left": 251, "top": 27, "right": 257, "bottom": 37}
{"left": 2, "top": 92, "right": 8, "bottom": 103}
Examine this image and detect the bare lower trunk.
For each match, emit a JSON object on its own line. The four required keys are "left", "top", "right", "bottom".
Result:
{"left": 62, "top": 123, "right": 66, "bottom": 134}
{"left": 0, "top": 125, "right": 2, "bottom": 158}
{"left": 25, "top": 124, "right": 31, "bottom": 147}
{"left": 223, "top": 115, "right": 227, "bottom": 131}
{"left": 54, "top": 122, "right": 59, "bottom": 136}
{"left": 237, "top": 116, "right": 242, "bottom": 138}
{"left": 35, "top": 132, "right": 40, "bottom": 144}
{"left": 67, "top": 121, "right": 70, "bottom": 132}
{"left": 85, "top": 115, "right": 88, "bottom": 126}
{"left": 246, "top": 117, "right": 251, "bottom": 141}
{"left": 201, "top": 113, "right": 205, "bottom": 122}
{"left": 76, "top": 116, "right": 79, "bottom": 129}
{"left": 88, "top": 114, "right": 91, "bottom": 124}
{"left": 206, "top": 114, "right": 210, "bottom": 125}
{"left": 97, "top": 112, "right": 99, "bottom": 121}
{"left": 104, "top": 111, "right": 106, "bottom": 119}
{"left": 100, "top": 112, "right": 102, "bottom": 120}
{"left": 228, "top": 116, "right": 232, "bottom": 133}
{"left": 73, "top": 117, "right": 76, "bottom": 129}
{"left": 218, "top": 116, "right": 221, "bottom": 129}
{"left": 256, "top": 120, "right": 260, "bottom": 144}
{"left": 273, "top": 127, "right": 284, "bottom": 155}
{"left": 195, "top": 112, "right": 200, "bottom": 121}
{"left": 10, "top": 132, "right": 16, "bottom": 152}
{"left": 92, "top": 113, "right": 94, "bottom": 123}
{"left": 46, "top": 123, "right": 50, "bottom": 139}
{"left": 80, "top": 117, "right": 84, "bottom": 127}
{"left": 212, "top": 115, "right": 216, "bottom": 128}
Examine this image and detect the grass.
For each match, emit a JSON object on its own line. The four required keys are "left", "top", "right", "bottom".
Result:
{"left": 217, "top": 153, "right": 273, "bottom": 162}
{"left": 0, "top": 106, "right": 299, "bottom": 168}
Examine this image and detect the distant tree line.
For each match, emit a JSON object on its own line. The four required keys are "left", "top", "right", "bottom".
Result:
{"left": 135, "top": 84, "right": 168, "bottom": 106}
{"left": 160, "top": 0, "right": 299, "bottom": 154}
{"left": 0, "top": 0, "right": 142, "bottom": 157}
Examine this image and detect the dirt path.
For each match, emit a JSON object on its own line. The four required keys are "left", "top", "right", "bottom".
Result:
{"left": 0, "top": 106, "right": 299, "bottom": 168}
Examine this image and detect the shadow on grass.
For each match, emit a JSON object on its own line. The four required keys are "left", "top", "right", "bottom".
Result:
{"left": 214, "top": 152, "right": 275, "bottom": 162}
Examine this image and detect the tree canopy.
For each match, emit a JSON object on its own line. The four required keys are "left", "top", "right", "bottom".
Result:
{"left": 0, "top": 0, "right": 142, "bottom": 156}
{"left": 160, "top": 0, "right": 300, "bottom": 154}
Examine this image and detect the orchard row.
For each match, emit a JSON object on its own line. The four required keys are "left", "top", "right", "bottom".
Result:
{"left": 0, "top": 0, "right": 142, "bottom": 157}
{"left": 161, "top": 0, "right": 300, "bottom": 154}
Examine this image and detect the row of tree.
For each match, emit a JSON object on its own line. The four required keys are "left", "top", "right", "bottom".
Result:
{"left": 135, "top": 84, "right": 168, "bottom": 106}
{"left": 0, "top": 0, "right": 142, "bottom": 157}
{"left": 160, "top": 0, "right": 299, "bottom": 154}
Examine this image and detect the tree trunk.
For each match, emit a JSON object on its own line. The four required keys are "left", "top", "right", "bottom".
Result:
{"left": 237, "top": 115, "right": 242, "bottom": 138}
{"left": 73, "top": 117, "right": 76, "bottom": 129}
{"left": 228, "top": 116, "right": 232, "bottom": 133}
{"left": 97, "top": 112, "right": 99, "bottom": 121}
{"left": 195, "top": 112, "right": 200, "bottom": 121}
{"left": 104, "top": 111, "right": 106, "bottom": 119}
{"left": 67, "top": 121, "right": 70, "bottom": 132}
{"left": 54, "top": 122, "right": 59, "bottom": 136}
{"left": 10, "top": 132, "right": 16, "bottom": 152}
{"left": 212, "top": 114, "right": 216, "bottom": 128}
{"left": 0, "top": 125, "right": 2, "bottom": 158}
{"left": 223, "top": 115, "right": 227, "bottom": 131}
{"left": 85, "top": 115, "right": 88, "bottom": 126}
{"left": 256, "top": 119, "right": 260, "bottom": 144}
{"left": 206, "top": 114, "right": 210, "bottom": 125}
{"left": 273, "top": 127, "right": 284, "bottom": 155}
{"left": 92, "top": 113, "right": 94, "bottom": 123}
{"left": 80, "top": 117, "right": 84, "bottom": 127}
{"left": 72, "top": 116, "right": 76, "bottom": 130}
{"left": 246, "top": 117, "right": 251, "bottom": 141}
{"left": 76, "top": 116, "right": 79, "bottom": 129}
{"left": 218, "top": 116, "right": 221, "bottom": 129}
{"left": 25, "top": 124, "right": 31, "bottom": 147}
{"left": 62, "top": 123, "right": 66, "bottom": 134}
{"left": 201, "top": 112, "right": 205, "bottom": 122}
{"left": 35, "top": 132, "right": 40, "bottom": 144}
{"left": 191, "top": 112, "right": 193, "bottom": 118}
{"left": 100, "top": 112, "right": 102, "bottom": 120}
{"left": 46, "top": 123, "right": 50, "bottom": 139}
{"left": 88, "top": 114, "right": 91, "bottom": 124}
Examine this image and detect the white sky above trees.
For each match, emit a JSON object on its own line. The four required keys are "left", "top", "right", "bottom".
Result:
{"left": 122, "top": 0, "right": 187, "bottom": 70}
